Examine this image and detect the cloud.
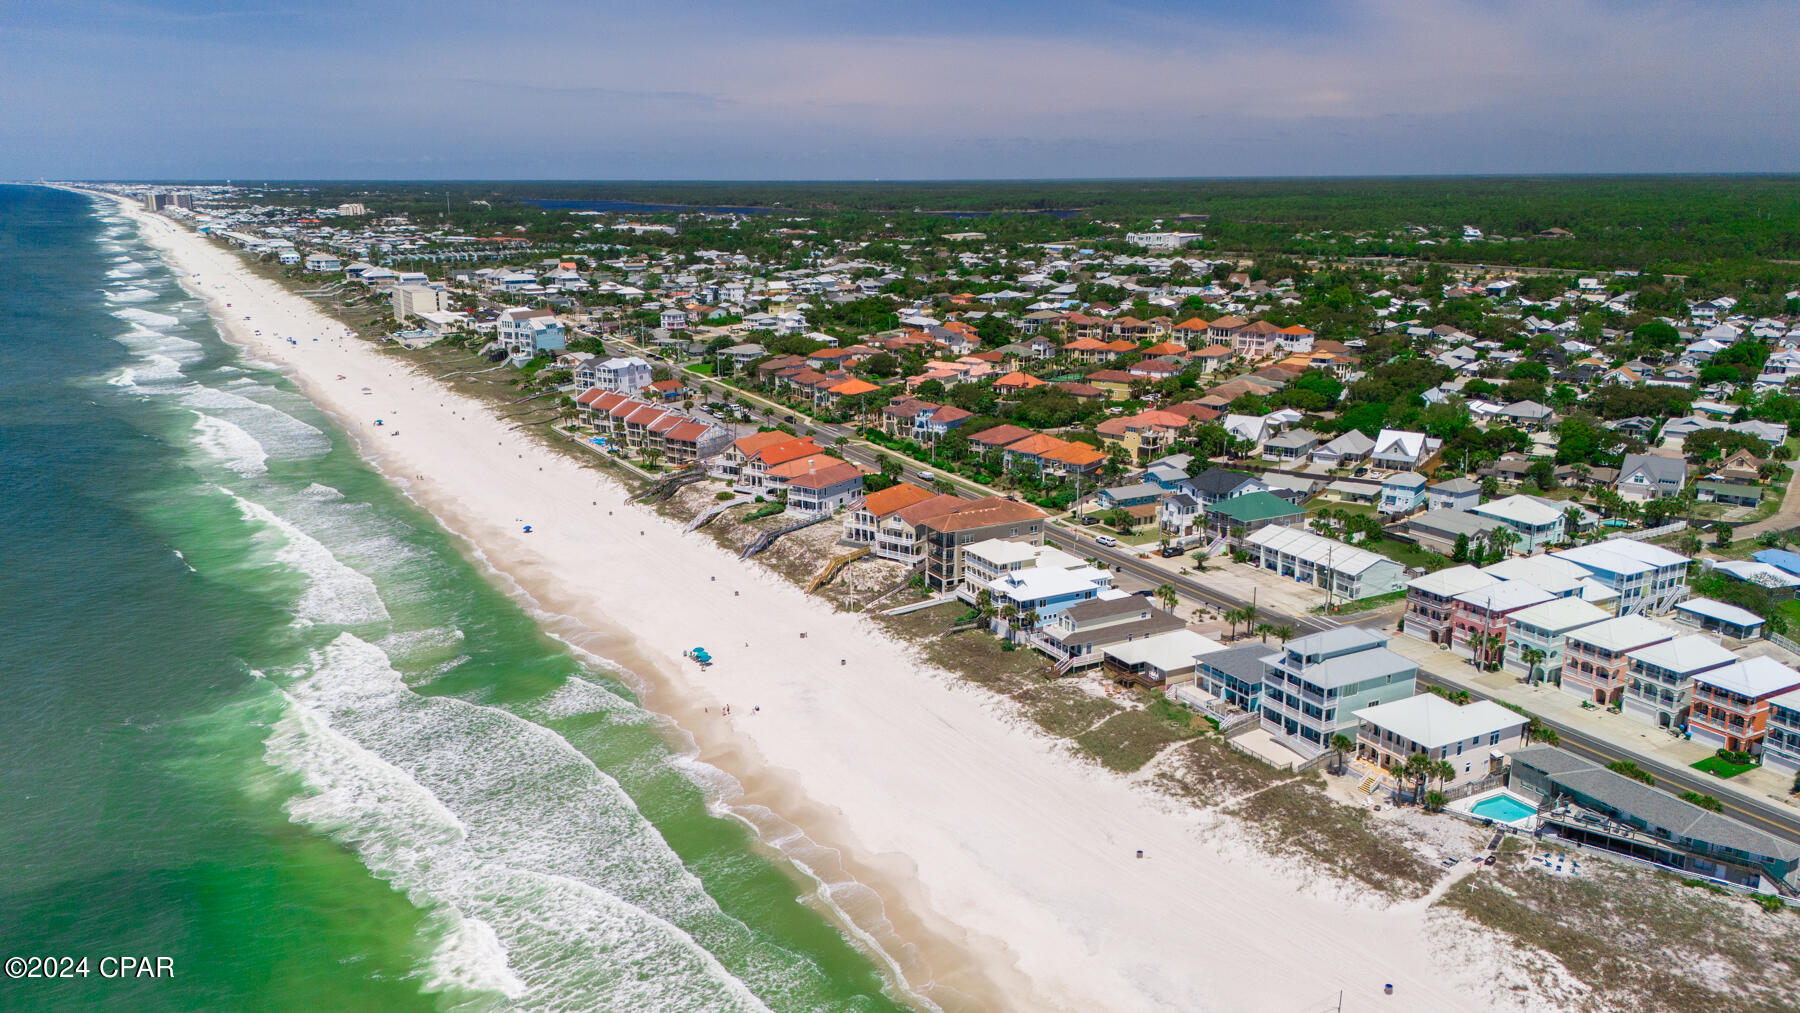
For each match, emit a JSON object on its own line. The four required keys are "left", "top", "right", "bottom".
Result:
{"left": 1, "top": 0, "right": 1795, "bottom": 177}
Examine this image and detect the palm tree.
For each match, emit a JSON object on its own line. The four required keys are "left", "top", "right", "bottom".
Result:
{"left": 1154, "top": 583, "right": 1180, "bottom": 613}
{"left": 1255, "top": 622, "right": 1276, "bottom": 643}
{"left": 999, "top": 604, "right": 1019, "bottom": 631}
{"left": 1274, "top": 623, "right": 1294, "bottom": 643}
{"left": 1519, "top": 645, "right": 1546, "bottom": 684}
{"left": 1402, "top": 751, "right": 1437, "bottom": 804}
{"left": 975, "top": 588, "right": 995, "bottom": 624}
{"left": 1330, "top": 733, "right": 1354, "bottom": 775}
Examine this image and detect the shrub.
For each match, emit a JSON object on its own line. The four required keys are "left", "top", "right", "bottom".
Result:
{"left": 1680, "top": 791, "right": 1724, "bottom": 813}
{"left": 1758, "top": 893, "right": 1787, "bottom": 914}
{"left": 1424, "top": 790, "right": 1448, "bottom": 812}
{"left": 1607, "top": 760, "right": 1655, "bottom": 786}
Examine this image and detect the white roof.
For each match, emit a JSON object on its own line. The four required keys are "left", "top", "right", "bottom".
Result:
{"left": 1407, "top": 565, "right": 1500, "bottom": 597}
{"left": 1479, "top": 555, "right": 1589, "bottom": 596}
{"left": 1709, "top": 560, "right": 1800, "bottom": 590}
{"left": 1374, "top": 428, "right": 1427, "bottom": 459}
{"left": 1695, "top": 657, "right": 1800, "bottom": 698}
{"left": 1627, "top": 634, "right": 1738, "bottom": 674}
{"left": 1566, "top": 615, "right": 1679, "bottom": 652}
{"left": 1353, "top": 695, "right": 1528, "bottom": 750}
{"left": 965, "top": 538, "right": 1046, "bottom": 567}
{"left": 1506, "top": 596, "right": 1612, "bottom": 633}
{"left": 991, "top": 565, "right": 1111, "bottom": 600}
{"left": 1102, "top": 629, "right": 1227, "bottom": 670}
{"left": 1471, "top": 495, "right": 1563, "bottom": 527}
{"left": 1245, "top": 525, "right": 1393, "bottom": 577}
{"left": 1673, "top": 596, "right": 1767, "bottom": 627}
{"left": 1554, "top": 539, "right": 1689, "bottom": 576}
{"left": 1451, "top": 580, "right": 1555, "bottom": 612}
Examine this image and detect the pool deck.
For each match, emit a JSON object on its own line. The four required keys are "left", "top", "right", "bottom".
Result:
{"left": 1451, "top": 786, "right": 1542, "bottom": 830}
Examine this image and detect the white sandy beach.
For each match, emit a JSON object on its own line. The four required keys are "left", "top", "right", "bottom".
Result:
{"left": 112, "top": 195, "right": 1543, "bottom": 1012}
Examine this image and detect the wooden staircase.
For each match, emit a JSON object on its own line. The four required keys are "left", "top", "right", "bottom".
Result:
{"left": 807, "top": 546, "right": 870, "bottom": 594}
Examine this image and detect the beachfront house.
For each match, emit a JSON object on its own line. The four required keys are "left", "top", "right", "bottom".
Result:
{"left": 303, "top": 252, "right": 341, "bottom": 272}
{"left": 1353, "top": 695, "right": 1531, "bottom": 787}
{"left": 959, "top": 540, "right": 1114, "bottom": 634}
{"left": 577, "top": 356, "right": 654, "bottom": 395}
{"left": 1509, "top": 746, "right": 1800, "bottom": 889}
{"left": 783, "top": 460, "right": 867, "bottom": 517}
{"left": 1259, "top": 627, "right": 1418, "bottom": 757}
{"left": 496, "top": 307, "right": 565, "bottom": 362}
{"left": 1030, "top": 597, "right": 1188, "bottom": 673}
{"left": 1102, "top": 629, "right": 1226, "bottom": 688}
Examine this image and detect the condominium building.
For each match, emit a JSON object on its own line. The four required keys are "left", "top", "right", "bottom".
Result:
{"left": 1243, "top": 525, "right": 1407, "bottom": 603}
{"left": 1621, "top": 634, "right": 1737, "bottom": 730}
{"left": 392, "top": 283, "right": 449, "bottom": 321}
{"left": 1561, "top": 615, "right": 1679, "bottom": 706}
{"left": 917, "top": 497, "right": 1050, "bottom": 591}
{"left": 1689, "top": 658, "right": 1800, "bottom": 755}
{"left": 1259, "top": 628, "right": 1418, "bottom": 756}
{"left": 496, "top": 307, "right": 565, "bottom": 360}
{"left": 1552, "top": 539, "right": 1691, "bottom": 616}
{"left": 1502, "top": 596, "right": 1611, "bottom": 683}
{"left": 577, "top": 356, "right": 653, "bottom": 395}
{"left": 1402, "top": 565, "right": 1498, "bottom": 647}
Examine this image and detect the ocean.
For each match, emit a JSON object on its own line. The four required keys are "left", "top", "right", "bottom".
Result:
{"left": 0, "top": 184, "right": 912, "bottom": 1012}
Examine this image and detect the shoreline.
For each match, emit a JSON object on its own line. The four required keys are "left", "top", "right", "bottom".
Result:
{"left": 98, "top": 191, "right": 1527, "bottom": 1012}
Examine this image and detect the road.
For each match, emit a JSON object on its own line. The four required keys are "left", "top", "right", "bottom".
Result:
{"left": 625, "top": 339, "right": 1800, "bottom": 844}
{"left": 1414, "top": 670, "right": 1800, "bottom": 845}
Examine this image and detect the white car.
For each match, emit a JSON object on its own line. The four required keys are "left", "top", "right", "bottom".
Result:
{"left": 1095, "top": 534, "right": 1119, "bottom": 547}
{"left": 918, "top": 470, "right": 935, "bottom": 483}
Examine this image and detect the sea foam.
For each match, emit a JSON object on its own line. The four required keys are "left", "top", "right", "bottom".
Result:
{"left": 229, "top": 492, "right": 391, "bottom": 627}
{"left": 264, "top": 633, "right": 774, "bottom": 1013}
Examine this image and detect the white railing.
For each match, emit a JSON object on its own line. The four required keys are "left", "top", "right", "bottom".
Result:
{"left": 1605, "top": 519, "right": 1686, "bottom": 542}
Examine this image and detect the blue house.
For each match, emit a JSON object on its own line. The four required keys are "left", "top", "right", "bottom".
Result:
{"left": 1753, "top": 549, "right": 1800, "bottom": 578}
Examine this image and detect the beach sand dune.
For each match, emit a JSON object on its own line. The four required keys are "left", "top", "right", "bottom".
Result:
{"left": 112, "top": 196, "right": 1537, "bottom": 1013}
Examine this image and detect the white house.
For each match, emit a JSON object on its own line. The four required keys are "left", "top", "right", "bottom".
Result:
{"left": 1469, "top": 495, "right": 1567, "bottom": 554}
{"left": 1552, "top": 539, "right": 1691, "bottom": 616}
{"left": 1244, "top": 525, "right": 1406, "bottom": 602}
{"left": 1371, "top": 429, "right": 1439, "bottom": 470}
{"left": 578, "top": 356, "right": 653, "bottom": 395}
{"left": 303, "top": 252, "right": 341, "bottom": 273}
{"left": 1353, "top": 695, "right": 1531, "bottom": 787}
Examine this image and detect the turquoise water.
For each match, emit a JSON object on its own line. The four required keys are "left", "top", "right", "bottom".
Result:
{"left": 1470, "top": 794, "right": 1536, "bottom": 824}
{"left": 0, "top": 185, "right": 911, "bottom": 1012}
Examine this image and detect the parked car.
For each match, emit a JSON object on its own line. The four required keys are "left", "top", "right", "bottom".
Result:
{"left": 1095, "top": 534, "right": 1118, "bottom": 547}
{"left": 1080, "top": 515, "right": 1099, "bottom": 526}
{"left": 1159, "top": 545, "right": 1183, "bottom": 558}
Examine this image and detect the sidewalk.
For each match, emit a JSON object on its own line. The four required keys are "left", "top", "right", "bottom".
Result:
{"left": 1383, "top": 624, "right": 1800, "bottom": 810}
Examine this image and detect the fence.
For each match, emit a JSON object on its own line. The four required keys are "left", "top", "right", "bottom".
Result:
{"left": 1605, "top": 519, "right": 1686, "bottom": 542}
{"left": 1772, "top": 632, "right": 1800, "bottom": 656}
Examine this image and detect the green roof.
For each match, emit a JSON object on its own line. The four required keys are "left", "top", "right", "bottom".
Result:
{"left": 1696, "top": 480, "right": 1761, "bottom": 501}
{"left": 1209, "top": 491, "right": 1304, "bottom": 524}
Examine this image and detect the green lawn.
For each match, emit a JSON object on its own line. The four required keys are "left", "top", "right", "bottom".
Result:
{"left": 1692, "top": 755, "right": 1758, "bottom": 779}
{"left": 1364, "top": 537, "right": 1452, "bottom": 572}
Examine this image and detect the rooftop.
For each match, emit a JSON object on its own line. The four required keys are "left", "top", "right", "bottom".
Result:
{"left": 1694, "top": 657, "right": 1800, "bottom": 699}
{"left": 1353, "top": 695, "right": 1529, "bottom": 750}
{"left": 1566, "top": 615, "right": 1679, "bottom": 652}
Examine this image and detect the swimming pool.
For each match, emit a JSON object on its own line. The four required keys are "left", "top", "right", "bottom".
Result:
{"left": 1470, "top": 793, "right": 1537, "bottom": 824}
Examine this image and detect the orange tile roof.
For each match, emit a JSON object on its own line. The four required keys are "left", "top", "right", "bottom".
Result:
{"left": 752, "top": 437, "right": 824, "bottom": 467}
{"left": 733, "top": 430, "right": 796, "bottom": 456}
{"left": 861, "top": 482, "right": 937, "bottom": 517}
{"left": 1140, "top": 341, "right": 1188, "bottom": 356}
{"left": 1045, "top": 443, "right": 1106, "bottom": 467}
{"left": 828, "top": 378, "right": 881, "bottom": 396}
{"left": 1002, "top": 433, "right": 1069, "bottom": 457}
{"left": 784, "top": 460, "right": 866, "bottom": 490}
{"left": 1174, "top": 317, "right": 1212, "bottom": 331}
{"left": 767, "top": 453, "right": 845, "bottom": 479}
{"left": 993, "top": 370, "right": 1047, "bottom": 389}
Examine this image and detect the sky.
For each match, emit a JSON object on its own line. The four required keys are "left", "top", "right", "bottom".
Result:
{"left": 2, "top": 0, "right": 1796, "bottom": 180}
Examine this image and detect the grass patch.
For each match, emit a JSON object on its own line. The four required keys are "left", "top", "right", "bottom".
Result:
{"left": 1228, "top": 780, "right": 1437, "bottom": 898}
{"left": 1362, "top": 537, "right": 1453, "bottom": 572}
{"left": 1153, "top": 735, "right": 1293, "bottom": 807}
{"left": 1693, "top": 754, "right": 1758, "bottom": 779}
{"left": 1074, "top": 706, "right": 1202, "bottom": 773}
{"left": 1012, "top": 684, "right": 1122, "bottom": 738}
{"left": 1438, "top": 857, "right": 1800, "bottom": 1013}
